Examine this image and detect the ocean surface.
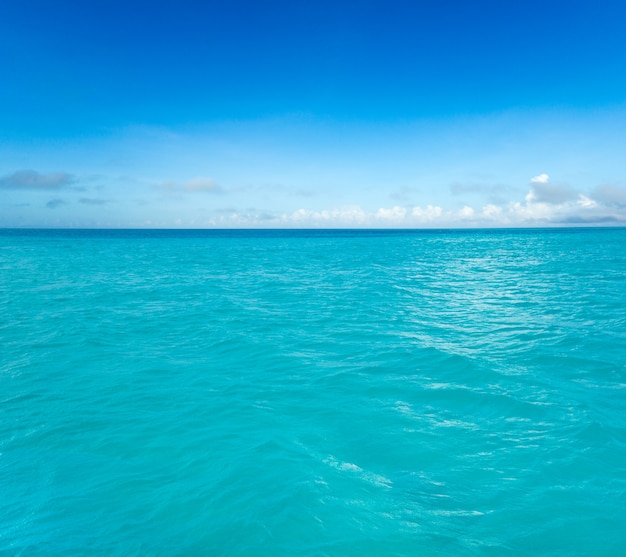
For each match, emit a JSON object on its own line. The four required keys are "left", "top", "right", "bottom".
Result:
{"left": 1, "top": 228, "right": 625, "bottom": 556}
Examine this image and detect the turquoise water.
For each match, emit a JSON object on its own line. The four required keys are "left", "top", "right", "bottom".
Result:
{"left": 1, "top": 228, "right": 625, "bottom": 556}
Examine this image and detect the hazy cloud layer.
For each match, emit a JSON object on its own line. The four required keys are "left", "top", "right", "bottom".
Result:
{"left": 278, "top": 200, "right": 624, "bottom": 227}
{"left": 160, "top": 177, "right": 221, "bottom": 193}
{"left": 527, "top": 180, "right": 578, "bottom": 204}
{"left": 0, "top": 170, "right": 74, "bottom": 190}
{"left": 592, "top": 185, "right": 626, "bottom": 207}
{"left": 5, "top": 166, "right": 626, "bottom": 228}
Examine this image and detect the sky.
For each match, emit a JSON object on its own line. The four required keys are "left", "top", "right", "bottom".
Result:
{"left": 1, "top": 0, "right": 626, "bottom": 228}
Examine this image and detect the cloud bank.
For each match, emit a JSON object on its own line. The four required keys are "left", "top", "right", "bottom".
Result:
{"left": 3, "top": 167, "right": 625, "bottom": 228}
{"left": 199, "top": 175, "right": 626, "bottom": 228}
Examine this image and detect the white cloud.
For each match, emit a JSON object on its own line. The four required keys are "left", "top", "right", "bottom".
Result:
{"left": 508, "top": 185, "right": 626, "bottom": 224}
{"left": 481, "top": 204, "right": 503, "bottom": 220}
{"left": 196, "top": 184, "right": 626, "bottom": 227}
{"left": 458, "top": 205, "right": 475, "bottom": 219}
{"left": 209, "top": 205, "right": 448, "bottom": 228}
{"left": 411, "top": 205, "right": 442, "bottom": 221}
{"left": 57, "top": 190, "right": 624, "bottom": 227}
{"left": 376, "top": 206, "right": 407, "bottom": 221}
{"left": 531, "top": 173, "right": 550, "bottom": 184}
{"left": 508, "top": 199, "right": 553, "bottom": 221}
{"left": 577, "top": 195, "right": 597, "bottom": 208}
{"left": 285, "top": 206, "right": 369, "bottom": 226}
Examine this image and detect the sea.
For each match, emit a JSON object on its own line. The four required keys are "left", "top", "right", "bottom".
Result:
{"left": 1, "top": 227, "right": 625, "bottom": 556}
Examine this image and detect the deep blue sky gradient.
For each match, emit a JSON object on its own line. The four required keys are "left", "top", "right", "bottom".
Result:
{"left": 3, "top": 0, "right": 626, "bottom": 136}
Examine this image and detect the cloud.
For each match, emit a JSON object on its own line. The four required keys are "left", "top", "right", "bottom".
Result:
{"left": 481, "top": 204, "right": 503, "bottom": 220}
{"left": 287, "top": 206, "right": 369, "bottom": 226}
{"left": 458, "top": 205, "right": 474, "bottom": 219}
{"left": 526, "top": 174, "right": 578, "bottom": 204}
{"left": 509, "top": 185, "right": 626, "bottom": 224}
{"left": 160, "top": 177, "right": 221, "bottom": 193}
{"left": 577, "top": 195, "right": 597, "bottom": 208}
{"left": 591, "top": 185, "right": 626, "bottom": 207}
{"left": 376, "top": 206, "right": 407, "bottom": 221}
{"left": 558, "top": 214, "right": 622, "bottom": 224}
{"left": 45, "top": 198, "right": 67, "bottom": 209}
{"left": 531, "top": 173, "right": 550, "bottom": 184}
{"left": 0, "top": 170, "right": 74, "bottom": 190}
{"left": 140, "top": 188, "right": 626, "bottom": 227}
{"left": 270, "top": 204, "right": 447, "bottom": 227}
{"left": 411, "top": 205, "right": 443, "bottom": 222}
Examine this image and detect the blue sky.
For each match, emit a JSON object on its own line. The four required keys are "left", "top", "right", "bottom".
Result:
{"left": 1, "top": 0, "right": 626, "bottom": 227}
